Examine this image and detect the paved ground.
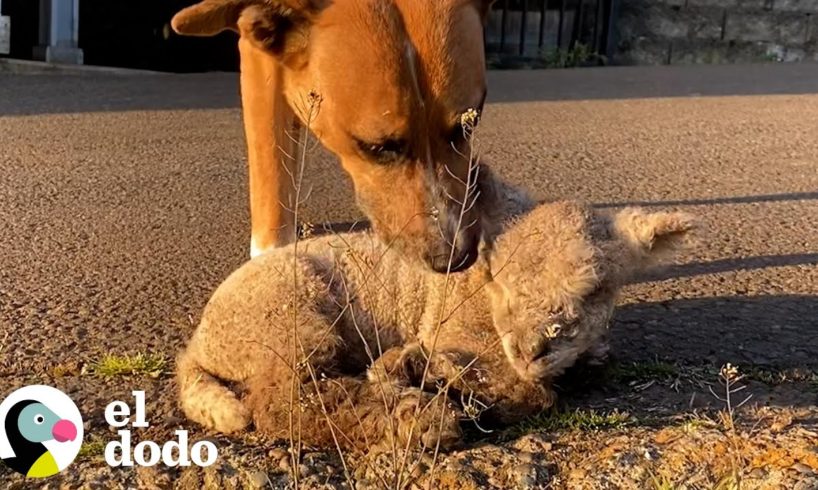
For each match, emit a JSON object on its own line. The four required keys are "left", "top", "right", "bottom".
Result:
{"left": 1, "top": 63, "right": 817, "bottom": 488}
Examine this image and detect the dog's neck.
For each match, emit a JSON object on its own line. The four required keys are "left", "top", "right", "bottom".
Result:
{"left": 476, "top": 165, "right": 537, "bottom": 245}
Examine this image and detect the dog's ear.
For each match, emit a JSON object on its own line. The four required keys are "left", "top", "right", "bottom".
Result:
{"left": 171, "top": 0, "right": 248, "bottom": 36}
{"left": 612, "top": 208, "right": 697, "bottom": 266}
{"left": 172, "top": 0, "right": 319, "bottom": 56}
{"left": 473, "top": 0, "right": 498, "bottom": 20}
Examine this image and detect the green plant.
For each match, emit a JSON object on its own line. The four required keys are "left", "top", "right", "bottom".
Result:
{"left": 744, "top": 365, "right": 817, "bottom": 386}
{"left": 87, "top": 353, "right": 166, "bottom": 377}
{"left": 503, "top": 407, "right": 631, "bottom": 440}
{"left": 610, "top": 360, "right": 679, "bottom": 383}
{"left": 542, "top": 43, "right": 606, "bottom": 68}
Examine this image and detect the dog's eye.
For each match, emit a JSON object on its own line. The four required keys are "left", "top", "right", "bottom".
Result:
{"left": 447, "top": 125, "right": 471, "bottom": 146}
{"left": 448, "top": 110, "right": 481, "bottom": 146}
{"left": 357, "top": 138, "right": 406, "bottom": 164}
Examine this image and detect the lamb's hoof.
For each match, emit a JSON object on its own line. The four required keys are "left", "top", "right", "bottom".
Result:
{"left": 182, "top": 394, "right": 251, "bottom": 434}
{"left": 394, "top": 388, "right": 463, "bottom": 450}
{"left": 368, "top": 346, "right": 409, "bottom": 384}
{"left": 214, "top": 403, "right": 252, "bottom": 434}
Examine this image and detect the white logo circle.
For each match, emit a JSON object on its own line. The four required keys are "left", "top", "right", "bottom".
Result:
{"left": 0, "top": 385, "right": 84, "bottom": 478}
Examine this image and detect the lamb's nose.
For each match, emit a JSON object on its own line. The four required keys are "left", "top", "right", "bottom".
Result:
{"left": 527, "top": 336, "right": 550, "bottom": 362}
{"left": 52, "top": 419, "right": 77, "bottom": 442}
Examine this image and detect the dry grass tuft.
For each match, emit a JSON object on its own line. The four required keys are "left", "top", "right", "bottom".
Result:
{"left": 77, "top": 437, "right": 106, "bottom": 461}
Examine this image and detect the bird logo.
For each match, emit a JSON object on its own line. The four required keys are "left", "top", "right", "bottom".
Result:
{"left": 0, "top": 385, "right": 83, "bottom": 478}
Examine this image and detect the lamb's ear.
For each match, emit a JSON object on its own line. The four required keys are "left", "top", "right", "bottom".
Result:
{"left": 485, "top": 281, "right": 508, "bottom": 311}
{"left": 613, "top": 208, "right": 697, "bottom": 265}
{"left": 172, "top": 0, "right": 318, "bottom": 55}
{"left": 485, "top": 280, "right": 516, "bottom": 335}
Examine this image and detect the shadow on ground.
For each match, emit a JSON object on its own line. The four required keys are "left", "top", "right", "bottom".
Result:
{"left": 0, "top": 73, "right": 240, "bottom": 116}
{"left": 643, "top": 253, "right": 818, "bottom": 282}
{"left": 598, "top": 191, "right": 818, "bottom": 208}
{"left": 487, "top": 63, "right": 818, "bottom": 103}
{"left": 4, "top": 62, "right": 818, "bottom": 116}
{"left": 612, "top": 295, "right": 818, "bottom": 369}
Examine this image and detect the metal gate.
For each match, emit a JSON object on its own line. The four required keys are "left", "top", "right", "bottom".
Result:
{"left": 485, "top": 0, "right": 618, "bottom": 67}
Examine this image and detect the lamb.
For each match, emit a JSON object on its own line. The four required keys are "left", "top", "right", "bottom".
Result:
{"left": 176, "top": 173, "right": 695, "bottom": 451}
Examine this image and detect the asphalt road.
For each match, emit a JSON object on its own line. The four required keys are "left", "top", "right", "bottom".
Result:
{"left": 0, "top": 63, "right": 817, "bottom": 471}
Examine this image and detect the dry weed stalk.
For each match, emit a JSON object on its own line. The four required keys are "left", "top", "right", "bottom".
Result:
{"left": 275, "top": 91, "right": 428, "bottom": 489}
{"left": 396, "top": 108, "right": 484, "bottom": 489}
{"left": 277, "top": 91, "right": 358, "bottom": 488}
{"left": 710, "top": 363, "right": 753, "bottom": 431}
{"left": 270, "top": 101, "right": 494, "bottom": 489}
{"left": 709, "top": 363, "right": 753, "bottom": 489}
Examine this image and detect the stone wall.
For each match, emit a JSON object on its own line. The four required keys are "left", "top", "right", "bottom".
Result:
{"left": 616, "top": 0, "right": 818, "bottom": 65}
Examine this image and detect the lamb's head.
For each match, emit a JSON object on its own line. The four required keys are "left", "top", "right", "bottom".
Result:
{"left": 485, "top": 201, "right": 696, "bottom": 382}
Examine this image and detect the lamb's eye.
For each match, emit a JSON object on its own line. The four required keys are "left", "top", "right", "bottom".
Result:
{"left": 357, "top": 138, "right": 406, "bottom": 164}
{"left": 34, "top": 414, "right": 45, "bottom": 425}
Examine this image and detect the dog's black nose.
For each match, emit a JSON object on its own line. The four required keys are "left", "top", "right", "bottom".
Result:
{"left": 428, "top": 239, "right": 479, "bottom": 273}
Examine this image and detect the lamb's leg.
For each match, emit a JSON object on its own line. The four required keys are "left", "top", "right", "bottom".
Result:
{"left": 372, "top": 344, "right": 478, "bottom": 395}
{"left": 246, "top": 368, "right": 463, "bottom": 452}
{"left": 176, "top": 308, "right": 342, "bottom": 436}
{"left": 177, "top": 346, "right": 251, "bottom": 434}
{"left": 178, "top": 255, "right": 346, "bottom": 435}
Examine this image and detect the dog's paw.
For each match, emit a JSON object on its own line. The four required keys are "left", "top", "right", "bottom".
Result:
{"left": 394, "top": 388, "right": 463, "bottom": 450}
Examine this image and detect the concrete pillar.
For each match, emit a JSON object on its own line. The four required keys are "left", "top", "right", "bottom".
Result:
{"left": 33, "top": 0, "right": 83, "bottom": 64}
{"left": 0, "top": 0, "right": 10, "bottom": 56}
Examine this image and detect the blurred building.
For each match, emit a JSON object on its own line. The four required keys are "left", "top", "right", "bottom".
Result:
{"left": 0, "top": 0, "right": 81, "bottom": 63}
{"left": 0, "top": 0, "right": 239, "bottom": 71}
{"left": 617, "top": 0, "right": 818, "bottom": 65}
{"left": 0, "top": 0, "right": 614, "bottom": 71}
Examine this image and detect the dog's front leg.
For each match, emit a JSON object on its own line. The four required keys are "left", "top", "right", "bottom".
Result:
{"left": 239, "top": 38, "right": 299, "bottom": 257}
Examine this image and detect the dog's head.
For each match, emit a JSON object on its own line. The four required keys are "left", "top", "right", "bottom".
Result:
{"left": 172, "top": 0, "right": 495, "bottom": 272}
{"left": 485, "top": 201, "right": 696, "bottom": 380}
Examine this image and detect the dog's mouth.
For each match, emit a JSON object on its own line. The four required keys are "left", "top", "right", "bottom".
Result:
{"left": 426, "top": 227, "right": 481, "bottom": 273}
{"left": 428, "top": 246, "right": 478, "bottom": 273}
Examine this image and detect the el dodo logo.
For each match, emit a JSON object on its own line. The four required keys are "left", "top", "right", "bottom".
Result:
{"left": 104, "top": 391, "right": 217, "bottom": 468}
{"left": 0, "top": 385, "right": 82, "bottom": 478}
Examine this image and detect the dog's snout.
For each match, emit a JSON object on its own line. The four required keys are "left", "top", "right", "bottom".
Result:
{"left": 427, "top": 232, "right": 479, "bottom": 273}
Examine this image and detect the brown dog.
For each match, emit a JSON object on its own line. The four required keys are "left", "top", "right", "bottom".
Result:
{"left": 171, "top": 0, "right": 494, "bottom": 272}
